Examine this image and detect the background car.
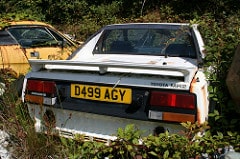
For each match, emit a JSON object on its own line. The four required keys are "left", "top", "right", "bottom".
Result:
{"left": 0, "top": 20, "right": 80, "bottom": 77}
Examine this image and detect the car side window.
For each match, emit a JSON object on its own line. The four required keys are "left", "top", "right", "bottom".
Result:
{"left": 22, "top": 29, "right": 52, "bottom": 39}
{"left": 7, "top": 27, "right": 58, "bottom": 48}
{"left": 0, "top": 30, "right": 18, "bottom": 45}
{"left": 48, "top": 29, "right": 73, "bottom": 47}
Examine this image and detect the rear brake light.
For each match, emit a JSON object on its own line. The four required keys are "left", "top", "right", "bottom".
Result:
{"left": 150, "top": 91, "right": 195, "bottom": 109}
{"left": 27, "top": 80, "right": 56, "bottom": 94}
{"left": 25, "top": 80, "right": 57, "bottom": 105}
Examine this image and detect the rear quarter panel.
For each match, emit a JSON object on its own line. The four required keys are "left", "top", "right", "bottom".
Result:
{"left": 0, "top": 44, "right": 29, "bottom": 76}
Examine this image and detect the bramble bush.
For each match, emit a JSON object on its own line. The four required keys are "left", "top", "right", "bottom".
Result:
{"left": 197, "top": 14, "right": 240, "bottom": 134}
{"left": 53, "top": 123, "right": 239, "bottom": 159}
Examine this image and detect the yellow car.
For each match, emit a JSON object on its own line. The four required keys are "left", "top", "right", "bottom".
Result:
{"left": 0, "top": 20, "right": 79, "bottom": 77}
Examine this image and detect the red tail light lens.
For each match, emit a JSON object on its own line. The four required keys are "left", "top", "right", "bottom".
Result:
{"left": 150, "top": 91, "right": 195, "bottom": 109}
{"left": 27, "top": 80, "right": 56, "bottom": 94}
{"left": 25, "top": 80, "right": 57, "bottom": 105}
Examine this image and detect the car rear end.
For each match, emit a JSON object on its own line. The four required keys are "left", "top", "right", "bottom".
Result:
{"left": 21, "top": 23, "right": 209, "bottom": 142}
{"left": 22, "top": 58, "right": 208, "bottom": 142}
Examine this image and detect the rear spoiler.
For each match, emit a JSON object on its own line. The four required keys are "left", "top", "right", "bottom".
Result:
{"left": 29, "top": 60, "right": 197, "bottom": 83}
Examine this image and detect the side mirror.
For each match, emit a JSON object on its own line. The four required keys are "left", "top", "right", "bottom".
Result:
{"left": 64, "top": 33, "right": 76, "bottom": 41}
{"left": 64, "top": 34, "right": 84, "bottom": 45}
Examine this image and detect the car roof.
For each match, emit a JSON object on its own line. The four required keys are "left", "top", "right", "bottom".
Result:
{"left": 103, "top": 23, "right": 190, "bottom": 29}
{"left": 94, "top": 23, "right": 194, "bottom": 35}
{"left": 9, "top": 20, "right": 50, "bottom": 25}
{"left": 0, "top": 20, "right": 54, "bottom": 30}
{"left": 106, "top": 22, "right": 189, "bottom": 26}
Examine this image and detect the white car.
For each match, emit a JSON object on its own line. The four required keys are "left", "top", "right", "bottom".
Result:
{"left": 22, "top": 23, "right": 209, "bottom": 142}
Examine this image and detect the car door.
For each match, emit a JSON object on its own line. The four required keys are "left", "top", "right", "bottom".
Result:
{"left": 0, "top": 30, "right": 29, "bottom": 77}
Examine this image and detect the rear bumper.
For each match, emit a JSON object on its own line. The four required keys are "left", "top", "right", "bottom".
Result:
{"left": 27, "top": 103, "right": 185, "bottom": 142}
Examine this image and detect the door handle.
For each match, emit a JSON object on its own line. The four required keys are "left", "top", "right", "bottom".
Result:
{"left": 30, "top": 51, "right": 39, "bottom": 58}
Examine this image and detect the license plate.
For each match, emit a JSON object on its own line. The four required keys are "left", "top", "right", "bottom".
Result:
{"left": 71, "top": 84, "right": 132, "bottom": 104}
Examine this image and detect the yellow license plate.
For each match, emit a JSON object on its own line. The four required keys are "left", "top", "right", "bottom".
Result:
{"left": 71, "top": 84, "right": 132, "bottom": 104}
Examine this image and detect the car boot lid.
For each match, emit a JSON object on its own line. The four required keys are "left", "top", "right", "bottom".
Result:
{"left": 29, "top": 54, "right": 198, "bottom": 84}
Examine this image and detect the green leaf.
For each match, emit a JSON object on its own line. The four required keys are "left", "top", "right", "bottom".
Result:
{"left": 163, "top": 150, "right": 169, "bottom": 159}
{"left": 217, "top": 132, "right": 223, "bottom": 139}
{"left": 126, "top": 145, "right": 133, "bottom": 151}
{"left": 227, "top": 131, "right": 233, "bottom": 137}
{"left": 117, "top": 127, "right": 124, "bottom": 138}
{"left": 148, "top": 151, "right": 158, "bottom": 157}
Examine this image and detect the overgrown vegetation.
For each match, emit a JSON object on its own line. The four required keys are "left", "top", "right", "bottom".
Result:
{"left": 0, "top": 0, "right": 240, "bottom": 158}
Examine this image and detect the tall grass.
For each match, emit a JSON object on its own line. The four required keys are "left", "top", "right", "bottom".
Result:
{"left": 0, "top": 73, "right": 65, "bottom": 158}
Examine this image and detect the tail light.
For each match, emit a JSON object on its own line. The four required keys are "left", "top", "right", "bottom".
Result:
{"left": 148, "top": 91, "right": 196, "bottom": 123}
{"left": 26, "top": 80, "right": 56, "bottom": 94}
{"left": 150, "top": 91, "right": 195, "bottom": 109}
{"left": 24, "top": 79, "right": 57, "bottom": 105}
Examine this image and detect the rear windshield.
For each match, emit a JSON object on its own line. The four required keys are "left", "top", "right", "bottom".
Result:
{"left": 0, "top": 30, "right": 18, "bottom": 45}
{"left": 93, "top": 27, "right": 197, "bottom": 58}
